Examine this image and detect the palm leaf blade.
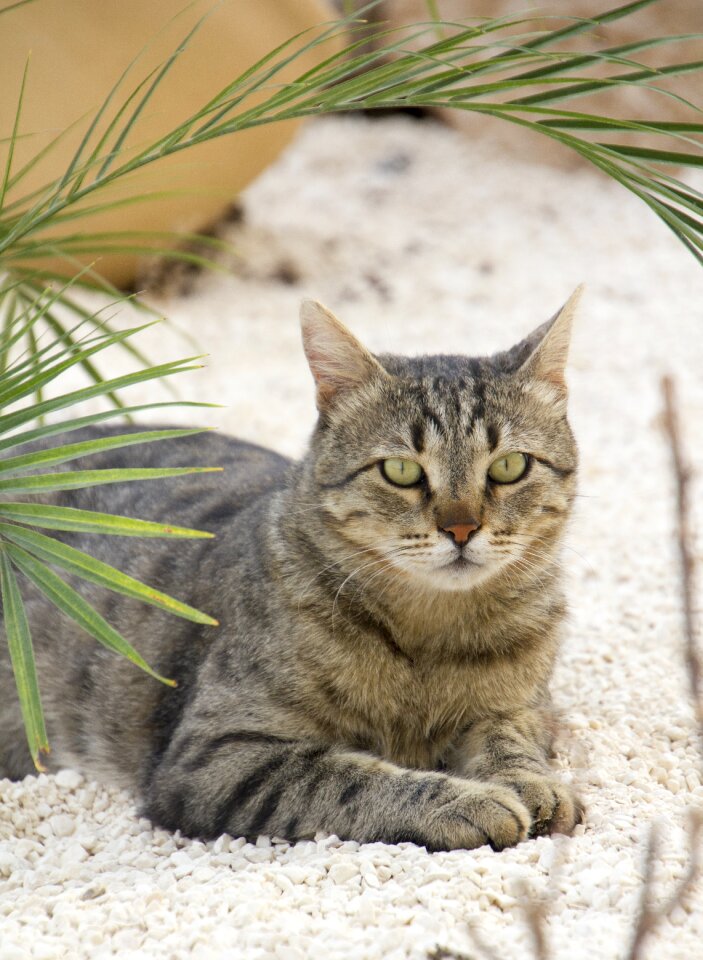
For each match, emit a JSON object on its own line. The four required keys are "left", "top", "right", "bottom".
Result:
{"left": 0, "top": 355, "right": 205, "bottom": 435}
{"left": 0, "top": 427, "right": 210, "bottom": 477}
{"left": 0, "top": 522, "right": 219, "bottom": 625}
{"left": 0, "top": 550, "right": 49, "bottom": 770}
{"left": 0, "top": 465, "right": 221, "bottom": 496}
{"left": 6, "top": 542, "right": 177, "bottom": 686}
{"left": 0, "top": 501, "right": 214, "bottom": 538}
{"left": 0, "top": 400, "right": 220, "bottom": 454}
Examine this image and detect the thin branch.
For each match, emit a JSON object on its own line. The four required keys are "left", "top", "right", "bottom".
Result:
{"left": 521, "top": 894, "right": 550, "bottom": 960}
{"left": 661, "top": 375, "right": 703, "bottom": 755}
{"left": 627, "top": 812, "right": 703, "bottom": 960}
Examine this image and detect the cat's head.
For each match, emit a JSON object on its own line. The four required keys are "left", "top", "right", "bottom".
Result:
{"left": 299, "top": 291, "right": 581, "bottom": 593}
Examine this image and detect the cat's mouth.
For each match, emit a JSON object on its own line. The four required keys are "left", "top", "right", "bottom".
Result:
{"left": 445, "top": 555, "right": 481, "bottom": 572}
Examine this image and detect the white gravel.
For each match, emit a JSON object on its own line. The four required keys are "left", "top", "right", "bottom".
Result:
{"left": 1, "top": 115, "right": 703, "bottom": 959}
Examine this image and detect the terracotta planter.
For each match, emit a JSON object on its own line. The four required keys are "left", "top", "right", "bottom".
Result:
{"left": 0, "top": 0, "right": 337, "bottom": 287}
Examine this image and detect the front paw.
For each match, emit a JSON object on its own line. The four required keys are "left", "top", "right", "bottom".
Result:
{"left": 494, "top": 771, "right": 584, "bottom": 837}
{"left": 425, "top": 779, "right": 531, "bottom": 852}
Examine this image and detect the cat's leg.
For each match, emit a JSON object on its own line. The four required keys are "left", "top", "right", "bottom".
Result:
{"left": 446, "top": 708, "right": 583, "bottom": 837}
{"left": 142, "top": 733, "right": 531, "bottom": 851}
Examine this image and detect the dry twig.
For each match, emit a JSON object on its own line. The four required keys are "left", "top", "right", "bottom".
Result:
{"left": 661, "top": 375, "right": 703, "bottom": 753}
{"left": 521, "top": 893, "right": 550, "bottom": 960}
{"left": 627, "top": 812, "right": 703, "bottom": 960}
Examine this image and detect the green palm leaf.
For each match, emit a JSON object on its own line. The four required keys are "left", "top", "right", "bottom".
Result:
{"left": 0, "top": 400, "right": 219, "bottom": 453}
{"left": 0, "top": 465, "right": 220, "bottom": 496}
{"left": 0, "top": 427, "right": 210, "bottom": 476}
{"left": 0, "top": 501, "right": 214, "bottom": 538}
{"left": 0, "top": 550, "right": 49, "bottom": 770}
{"left": 0, "top": 522, "right": 218, "bottom": 626}
{"left": 0, "top": 467, "right": 222, "bottom": 494}
{"left": 6, "top": 543, "right": 178, "bottom": 685}
{"left": 0, "top": 294, "right": 220, "bottom": 767}
{"left": 3, "top": 0, "right": 703, "bottom": 271}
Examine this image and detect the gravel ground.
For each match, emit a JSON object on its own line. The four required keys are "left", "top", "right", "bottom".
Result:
{"left": 1, "top": 115, "right": 702, "bottom": 959}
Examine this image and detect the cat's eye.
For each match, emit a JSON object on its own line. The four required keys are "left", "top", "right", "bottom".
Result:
{"left": 488, "top": 452, "right": 529, "bottom": 484}
{"left": 381, "top": 458, "right": 424, "bottom": 487}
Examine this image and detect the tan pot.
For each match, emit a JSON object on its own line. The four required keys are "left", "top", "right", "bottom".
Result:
{"left": 0, "top": 0, "right": 337, "bottom": 287}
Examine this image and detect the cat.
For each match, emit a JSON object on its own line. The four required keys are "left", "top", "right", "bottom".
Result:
{"left": 0, "top": 291, "right": 584, "bottom": 851}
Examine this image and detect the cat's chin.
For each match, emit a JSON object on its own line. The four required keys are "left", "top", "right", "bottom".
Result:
{"left": 410, "top": 559, "right": 496, "bottom": 593}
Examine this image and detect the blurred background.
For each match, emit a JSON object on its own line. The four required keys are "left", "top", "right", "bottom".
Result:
{"left": 1, "top": 0, "right": 700, "bottom": 288}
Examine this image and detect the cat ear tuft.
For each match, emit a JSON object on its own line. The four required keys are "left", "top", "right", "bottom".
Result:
{"left": 518, "top": 285, "right": 583, "bottom": 390}
{"left": 300, "top": 300, "right": 387, "bottom": 411}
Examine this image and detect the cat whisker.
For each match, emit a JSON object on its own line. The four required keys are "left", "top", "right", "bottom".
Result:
{"left": 511, "top": 558, "right": 550, "bottom": 592}
{"left": 499, "top": 530, "right": 595, "bottom": 575}
{"left": 296, "top": 539, "right": 401, "bottom": 610}
{"left": 358, "top": 560, "right": 414, "bottom": 611}
{"left": 331, "top": 552, "right": 403, "bottom": 623}
{"left": 342, "top": 544, "right": 421, "bottom": 612}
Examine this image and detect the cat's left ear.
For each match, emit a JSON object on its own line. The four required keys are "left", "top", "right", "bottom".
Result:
{"left": 515, "top": 285, "right": 583, "bottom": 391}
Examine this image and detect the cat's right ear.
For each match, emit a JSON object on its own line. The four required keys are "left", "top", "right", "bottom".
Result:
{"left": 300, "top": 300, "right": 388, "bottom": 412}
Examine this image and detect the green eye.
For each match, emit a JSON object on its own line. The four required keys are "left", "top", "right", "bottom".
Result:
{"left": 381, "top": 458, "right": 423, "bottom": 487}
{"left": 488, "top": 452, "right": 529, "bottom": 484}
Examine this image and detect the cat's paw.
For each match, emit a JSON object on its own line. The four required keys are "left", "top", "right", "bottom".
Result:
{"left": 494, "top": 771, "right": 584, "bottom": 837}
{"left": 426, "top": 779, "right": 530, "bottom": 851}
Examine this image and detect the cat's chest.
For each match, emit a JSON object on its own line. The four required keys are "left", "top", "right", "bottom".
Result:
{"left": 309, "top": 626, "right": 551, "bottom": 770}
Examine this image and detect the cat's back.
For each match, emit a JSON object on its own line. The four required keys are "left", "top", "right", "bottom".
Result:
{"left": 14, "top": 425, "right": 293, "bottom": 530}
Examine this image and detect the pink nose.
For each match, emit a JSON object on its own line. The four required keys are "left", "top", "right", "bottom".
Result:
{"left": 440, "top": 521, "right": 480, "bottom": 546}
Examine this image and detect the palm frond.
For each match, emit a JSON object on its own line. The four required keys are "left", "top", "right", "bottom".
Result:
{"left": 0, "top": 303, "right": 221, "bottom": 766}
{"left": 0, "top": 522, "right": 218, "bottom": 625}
{"left": 0, "top": 502, "right": 215, "bottom": 538}
{"left": 6, "top": 542, "right": 179, "bottom": 685}
{"left": 0, "top": 550, "right": 48, "bottom": 770}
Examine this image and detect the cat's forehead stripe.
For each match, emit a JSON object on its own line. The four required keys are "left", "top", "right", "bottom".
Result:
{"left": 486, "top": 423, "right": 500, "bottom": 453}
{"left": 418, "top": 394, "right": 446, "bottom": 437}
{"left": 411, "top": 421, "right": 425, "bottom": 453}
{"left": 420, "top": 374, "right": 489, "bottom": 437}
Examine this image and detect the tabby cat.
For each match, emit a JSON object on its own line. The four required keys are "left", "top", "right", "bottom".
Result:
{"left": 0, "top": 291, "right": 584, "bottom": 851}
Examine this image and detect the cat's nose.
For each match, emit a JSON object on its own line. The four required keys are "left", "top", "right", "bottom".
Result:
{"left": 439, "top": 520, "right": 480, "bottom": 546}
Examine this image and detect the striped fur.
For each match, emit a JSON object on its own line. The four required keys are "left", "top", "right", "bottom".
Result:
{"left": 0, "top": 292, "right": 583, "bottom": 849}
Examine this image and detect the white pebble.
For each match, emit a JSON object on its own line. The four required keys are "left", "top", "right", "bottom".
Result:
{"left": 1, "top": 945, "right": 30, "bottom": 960}
{"left": 275, "top": 946, "right": 305, "bottom": 960}
{"left": 328, "top": 861, "right": 359, "bottom": 884}
{"left": 31, "top": 942, "right": 60, "bottom": 960}
{"left": 281, "top": 864, "right": 309, "bottom": 885}
{"left": 49, "top": 814, "right": 76, "bottom": 838}
{"left": 685, "top": 771, "right": 700, "bottom": 792}
{"left": 670, "top": 905, "right": 689, "bottom": 927}
{"left": 54, "top": 769, "right": 84, "bottom": 790}
{"left": 273, "top": 872, "right": 294, "bottom": 893}
{"left": 61, "top": 843, "right": 88, "bottom": 865}
{"left": 0, "top": 850, "right": 20, "bottom": 877}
